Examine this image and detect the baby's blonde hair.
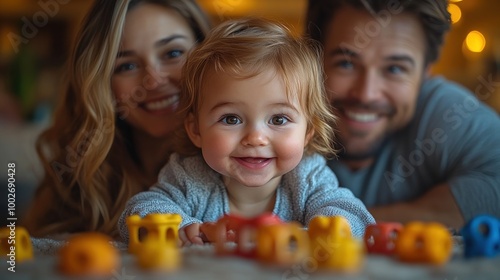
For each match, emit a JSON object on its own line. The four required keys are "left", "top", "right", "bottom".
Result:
{"left": 178, "top": 17, "right": 337, "bottom": 157}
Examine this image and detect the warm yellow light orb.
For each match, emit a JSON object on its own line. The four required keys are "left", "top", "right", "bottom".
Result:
{"left": 448, "top": 4, "right": 462, "bottom": 24}
{"left": 465, "top": 31, "right": 486, "bottom": 53}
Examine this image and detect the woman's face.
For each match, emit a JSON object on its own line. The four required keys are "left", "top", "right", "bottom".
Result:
{"left": 112, "top": 3, "right": 196, "bottom": 138}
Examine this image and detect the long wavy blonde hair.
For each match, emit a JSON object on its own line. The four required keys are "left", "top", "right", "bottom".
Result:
{"left": 23, "top": 0, "right": 211, "bottom": 238}
{"left": 178, "top": 17, "right": 337, "bottom": 158}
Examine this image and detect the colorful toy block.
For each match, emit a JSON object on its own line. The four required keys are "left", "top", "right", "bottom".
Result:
{"left": 126, "top": 213, "right": 182, "bottom": 254}
{"left": 461, "top": 214, "right": 500, "bottom": 258}
{"left": 395, "top": 221, "right": 452, "bottom": 265}
{"left": 311, "top": 235, "right": 364, "bottom": 272}
{"left": 364, "top": 222, "right": 403, "bottom": 255}
{"left": 308, "top": 215, "right": 352, "bottom": 242}
{"left": 0, "top": 226, "right": 33, "bottom": 263}
{"left": 136, "top": 239, "right": 181, "bottom": 272}
{"left": 214, "top": 212, "right": 282, "bottom": 257}
{"left": 58, "top": 232, "right": 120, "bottom": 276}
{"left": 308, "top": 216, "right": 363, "bottom": 272}
{"left": 255, "top": 222, "right": 309, "bottom": 266}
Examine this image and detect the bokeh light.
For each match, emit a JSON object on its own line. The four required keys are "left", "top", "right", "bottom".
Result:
{"left": 465, "top": 31, "right": 486, "bottom": 53}
{"left": 448, "top": 4, "right": 462, "bottom": 24}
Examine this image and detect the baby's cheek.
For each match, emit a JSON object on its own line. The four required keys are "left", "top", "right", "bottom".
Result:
{"left": 274, "top": 139, "right": 306, "bottom": 171}
{"left": 200, "top": 145, "right": 229, "bottom": 175}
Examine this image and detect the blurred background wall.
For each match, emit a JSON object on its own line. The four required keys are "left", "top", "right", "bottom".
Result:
{"left": 0, "top": 0, "right": 498, "bottom": 225}
{"left": 0, "top": 0, "right": 499, "bottom": 124}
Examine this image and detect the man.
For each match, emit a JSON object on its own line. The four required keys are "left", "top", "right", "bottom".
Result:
{"left": 306, "top": 0, "right": 500, "bottom": 228}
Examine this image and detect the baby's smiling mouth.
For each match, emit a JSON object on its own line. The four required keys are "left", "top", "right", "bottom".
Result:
{"left": 238, "top": 157, "right": 270, "bottom": 163}
{"left": 234, "top": 157, "right": 273, "bottom": 169}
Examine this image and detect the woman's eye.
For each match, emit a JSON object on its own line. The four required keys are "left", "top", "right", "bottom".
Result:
{"left": 166, "top": 50, "right": 184, "bottom": 59}
{"left": 221, "top": 115, "right": 241, "bottom": 125}
{"left": 336, "top": 59, "right": 354, "bottom": 70}
{"left": 270, "top": 115, "right": 288, "bottom": 125}
{"left": 115, "top": 63, "right": 137, "bottom": 73}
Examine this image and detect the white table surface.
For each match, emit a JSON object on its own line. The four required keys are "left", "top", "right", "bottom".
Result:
{"left": 1, "top": 236, "right": 500, "bottom": 280}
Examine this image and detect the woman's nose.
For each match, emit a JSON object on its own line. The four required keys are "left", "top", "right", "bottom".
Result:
{"left": 143, "top": 63, "right": 169, "bottom": 90}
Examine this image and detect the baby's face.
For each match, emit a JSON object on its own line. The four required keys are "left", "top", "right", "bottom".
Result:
{"left": 186, "top": 69, "right": 311, "bottom": 190}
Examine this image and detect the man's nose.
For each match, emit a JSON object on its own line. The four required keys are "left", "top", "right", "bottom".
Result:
{"left": 351, "top": 69, "right": 382, "bottom": 102}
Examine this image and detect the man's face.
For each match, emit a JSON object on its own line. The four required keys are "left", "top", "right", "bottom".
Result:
{"left": 322, "top": 6, "right": 426, "bottom": 162}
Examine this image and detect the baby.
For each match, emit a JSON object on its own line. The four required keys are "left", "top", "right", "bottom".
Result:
{"left": 118, "top": 17, "right": 375, "bottom": 245}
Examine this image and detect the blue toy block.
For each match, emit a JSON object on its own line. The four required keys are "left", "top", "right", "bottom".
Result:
{"left": 461, "top": 214, "right": 500, "bottom": 258}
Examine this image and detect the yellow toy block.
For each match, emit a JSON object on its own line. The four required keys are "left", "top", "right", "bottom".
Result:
{"left": 126, "top": 213, "right": 182, "bottom": 254}
{"left": 308, "top": 216, "right": 352, "bottom": 243}
{"left": 137, "top": 239, "right": 181, "bottom": 272}
{"left": 0, "top": 226, "right": 33, "bottom": 263}
{"left": 395, "top": 221, "right": 452, "bottom": 265}
{"left": 309, "top": 235, "right": 364, "bottom": 272}
{"left": 308, "top": 216, "right": 363, "bottom": 272}
{"left": 256, "top": 222, "right": 309, "bottom": 266}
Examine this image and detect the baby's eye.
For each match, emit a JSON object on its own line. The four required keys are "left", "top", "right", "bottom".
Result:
{"left": 220, "top": 115, "right": 241, "bottom": 125}
{"left": 270, "top": 115, "right": 289, "bottom": 125}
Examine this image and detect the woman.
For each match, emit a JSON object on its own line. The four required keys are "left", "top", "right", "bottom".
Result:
{"left": 22, "top": 0, "right": 211, "bottom": 238}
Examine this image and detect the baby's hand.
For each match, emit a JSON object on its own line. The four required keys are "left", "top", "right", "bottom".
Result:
{"left": 200, "top": 222, "right": 236, "bottom": 243}
{"left": 199, "top": 222, "right": 217, "bottom": 242}
{"left": 179, "top": 223, "right": 204, "bottom": 246}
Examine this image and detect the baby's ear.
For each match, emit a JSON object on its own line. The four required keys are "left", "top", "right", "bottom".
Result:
{"left": 185, "top": 113, "right": 202, "bottom": 148}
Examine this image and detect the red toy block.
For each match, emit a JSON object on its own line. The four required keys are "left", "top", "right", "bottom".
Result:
{"left": 364, "top": 222, "right": 403, "bottom": 255}
{"left": 213, "top": 212, "right": 283, "bottom": 258}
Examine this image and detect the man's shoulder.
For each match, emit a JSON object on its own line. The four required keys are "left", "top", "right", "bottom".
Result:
{"left": 419, "top": 76, "right": 473, "bottom": 105}
{"left": 413, "top": 76, "right": 499, "bottom": 130}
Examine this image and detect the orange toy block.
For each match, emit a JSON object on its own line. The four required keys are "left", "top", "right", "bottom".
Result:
{"left": 395, "top": 221, "right": 452, "bottom": 265}
{"left": 256, "top": 222, "right": 309, "bottom": 266}
{"left": 0, "top": 226, "right": 33, "bottom": 263}
{"left": 214, "top": 213, "right": 282, "bottom": 257}
{"left": 364, "top": 222, "right": 403, "bottom": 255}
{"left": 308, "top": 216, "right": 363, "bottom": 272}
{"left": 127, "top": 213, "right": 182, "bottom": 254}
{"left": 58, "top": 232, "right": 120, "bottom": 276}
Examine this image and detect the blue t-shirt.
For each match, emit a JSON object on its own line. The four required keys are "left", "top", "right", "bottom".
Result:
{"left": 328, "top": 76, "right": 500, "bottom": 221}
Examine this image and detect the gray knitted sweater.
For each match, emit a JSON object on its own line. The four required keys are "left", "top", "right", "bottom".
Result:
{"left": 118, "top": 153, "right": 375, "bottom": 241}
